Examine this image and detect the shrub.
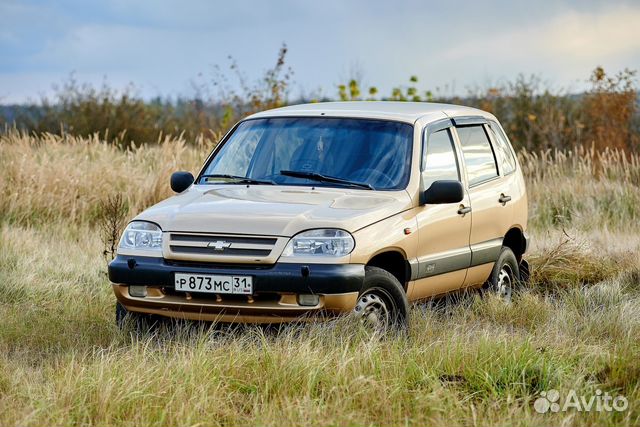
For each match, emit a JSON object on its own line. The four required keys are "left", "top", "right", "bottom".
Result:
{"left": 2, "top": 60, "right": 637, "bottom": 152}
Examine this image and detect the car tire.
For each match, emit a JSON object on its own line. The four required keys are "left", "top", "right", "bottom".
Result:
{"left": 484, "top": 247, "right": 520, "bottom": 302}
{"left": 115, "top": 302, "right": 155, "bottom": 333}
{"left": 354, "top": 266, "right": 409, "bottom": 331}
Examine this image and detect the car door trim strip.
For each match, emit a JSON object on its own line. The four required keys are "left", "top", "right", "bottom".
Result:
{"left": 409, "top": 238, "right": 504, "bottom": 280}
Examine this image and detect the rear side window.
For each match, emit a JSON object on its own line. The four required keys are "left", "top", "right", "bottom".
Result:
{"left": 422, "top": 128, "right": 459, "bottom": 190}
{"left": 488, "top": 123, "right": 517, "bottom": 175}
{"left": 456, "top": 125, "right": 498, "bottom": 186}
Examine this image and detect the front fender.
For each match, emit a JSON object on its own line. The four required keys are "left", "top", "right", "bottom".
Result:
{"left": 350, "top": 209, "right": 418, "bottom": 265}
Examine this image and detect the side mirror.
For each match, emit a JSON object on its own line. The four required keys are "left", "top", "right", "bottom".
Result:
{"left": 421, "top": 180, "right": 464, "bottom": 205}
{"left": 170, "top": 171, "right": 194, "bottom": 193}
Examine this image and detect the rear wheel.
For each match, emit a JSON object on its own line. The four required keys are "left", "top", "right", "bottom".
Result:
{"left": 484, "top": 247, "right": 520, "bottom": 302}
{"left": 354, "top": 266, "right": 409, "bottom": 331}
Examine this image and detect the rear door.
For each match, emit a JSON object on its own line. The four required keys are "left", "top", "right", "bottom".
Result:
{"left": 410, "top": 120, "right": 472, "bottom": 300}
{"left": 451, "top": 118, "right": 513, "bottom": 287}
{"left": 486, "top": 120, "right": 526, "bottom": 230}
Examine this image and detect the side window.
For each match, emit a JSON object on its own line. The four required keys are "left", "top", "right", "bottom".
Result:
{"left": 422, "top": 128, "right": 459, "bottom": 190}
{"left": 456, "top": 125, "right": 498, "bottom": 186}
{"left": 488, "top": 123, "right": 517, "bottom": 175}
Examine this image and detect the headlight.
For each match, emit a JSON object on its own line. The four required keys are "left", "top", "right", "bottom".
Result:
{"left": 119, "top": 221, "right": 162, "bottom": 252}
{"left": 282, "top": 229, "right": 355, "bottom": 257}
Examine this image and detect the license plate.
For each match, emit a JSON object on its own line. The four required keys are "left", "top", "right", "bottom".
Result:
{"left": 174, "top": 273, "right": 253, "bottom": 294}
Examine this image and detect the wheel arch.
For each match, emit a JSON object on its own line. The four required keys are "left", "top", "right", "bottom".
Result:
{"left": 365, "top": 250, "right": 411, "bottom": 291}
{"left": 502, "top": 227, "right": 527, "bottom": 262}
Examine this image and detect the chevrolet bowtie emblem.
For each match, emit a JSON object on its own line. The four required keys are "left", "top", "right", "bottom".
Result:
{"left": 208, "top": 241, "right": 232, "bottom": 251}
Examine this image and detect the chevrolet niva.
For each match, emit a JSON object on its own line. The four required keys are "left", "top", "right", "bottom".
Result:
{"left": 109, "top": 101, "right": 529, "bottom": 330}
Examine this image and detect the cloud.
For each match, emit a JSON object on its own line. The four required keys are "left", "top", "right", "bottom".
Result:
{"left": 1, "top": 0, "right": 639, "bottom": 103}
{"left": 541, "top": 7, "right": 640, "bottom": 59}
{"left": 440, "top": 5, "right": 640, "bottom": 67}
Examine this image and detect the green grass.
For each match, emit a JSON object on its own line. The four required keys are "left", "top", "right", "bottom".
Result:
{"left": 1, "top": 135, "right": 640, "bottom": 426}
{"left": 0, "top": 224, "right": 638, "bottom": 426}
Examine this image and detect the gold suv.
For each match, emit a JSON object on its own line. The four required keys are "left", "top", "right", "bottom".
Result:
{"left": 109, "top": 102, "right": 529, "bottom": 329}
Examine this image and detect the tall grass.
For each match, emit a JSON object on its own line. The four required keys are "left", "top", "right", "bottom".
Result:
{"left": 3, "top": 131, "right": 640, "bottom": 232}
{"left": 0, "top": 132, "right": 209, "bottom": 224}
{"left": 0, "top": 223, "right": 638, "bottom": 426}
{"left": 522, "top": 147, "right": 640, "bottom": 230}
{"left": 1, "top": 134, "right": 640, "bottom": 426}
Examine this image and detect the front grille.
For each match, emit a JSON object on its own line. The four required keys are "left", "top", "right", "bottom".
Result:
{"left": 168, "top": 233, "right": 277, "bottom": 258}
{"left": 171, "top": 246, "right": 271, "bottom": 256}
{"left": 164, "top": 259, "right": 273, "bottom": 270}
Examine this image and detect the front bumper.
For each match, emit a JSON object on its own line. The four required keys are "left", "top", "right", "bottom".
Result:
{"left": 108, "top": 255, "right": 364, "bottom": 323}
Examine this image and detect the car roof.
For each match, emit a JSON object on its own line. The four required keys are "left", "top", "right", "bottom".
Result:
{"left": 245, "top": 101, "right": 497, "bottom": 124}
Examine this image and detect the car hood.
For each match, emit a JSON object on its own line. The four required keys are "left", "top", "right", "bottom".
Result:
{"left": 134, "top": 185, "right": 413, "bottom": 237}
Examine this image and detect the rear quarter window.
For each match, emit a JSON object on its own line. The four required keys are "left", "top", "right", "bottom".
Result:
{"left": 488, "top": 123, "right": 517, "bottom": 175}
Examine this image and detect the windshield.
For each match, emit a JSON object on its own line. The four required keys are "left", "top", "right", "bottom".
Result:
{"left": 200, "top": 117, "right": 413, "bottom": 190}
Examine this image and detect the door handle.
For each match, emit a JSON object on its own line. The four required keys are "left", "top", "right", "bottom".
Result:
{"left": 457, "top": 205, "right": 472, "bottom": 215}
{"left": 498, "top": 194, "right": 512, "bottom": 205}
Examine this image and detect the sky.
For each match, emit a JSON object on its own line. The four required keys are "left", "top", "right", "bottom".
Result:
{"left": 1, "top": 0, "right": 639, "bottom": 104}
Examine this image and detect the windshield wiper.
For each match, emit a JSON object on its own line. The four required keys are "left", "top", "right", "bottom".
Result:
{"left": 280, "top": 170, "right": 374, "bottom": 190}
{"left": 200, "top": 174, "right": 275, "bottom": 185}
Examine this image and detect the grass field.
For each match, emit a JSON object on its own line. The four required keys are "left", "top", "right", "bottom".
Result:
{"left": 1, "top": 132, "right": 639, "bottom": 426}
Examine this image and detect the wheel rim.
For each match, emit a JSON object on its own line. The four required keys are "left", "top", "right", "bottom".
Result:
{"left": 496, "top": 264, "right": 514, "bottom": 301}
{"left": 354, "top": 288, "right": 393, "bottom": 329}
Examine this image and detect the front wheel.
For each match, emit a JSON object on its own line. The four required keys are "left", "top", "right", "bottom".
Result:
{"left": 484, "top": 247, "right": 520, "bottom": 302}
{"left": 353, "top": 266, "right": 409, "bottom": 331}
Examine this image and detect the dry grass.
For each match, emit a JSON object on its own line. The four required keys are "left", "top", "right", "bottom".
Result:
{"left": 0, "top": 132, "right": 207, "bottom": 224}
{"left": 0, "top": 132, "right": 639, "bottom": 426}
{"left": 521, "top": 147, "right": 640, "bottom": 230}
{"left": 3, "top": 132, "right": 640, "bottom": 231}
